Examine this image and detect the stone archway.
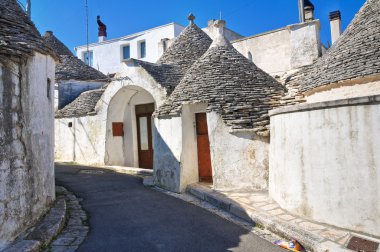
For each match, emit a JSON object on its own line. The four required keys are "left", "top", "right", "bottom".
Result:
{"left": 105, "top": 85, "right": 156, "bottom": 168}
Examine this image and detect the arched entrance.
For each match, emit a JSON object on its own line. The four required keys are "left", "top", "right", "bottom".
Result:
{"left": 105, "top": 85, "right": 156, "bottom": 169}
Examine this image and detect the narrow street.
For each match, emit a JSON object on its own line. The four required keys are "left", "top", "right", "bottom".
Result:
{"left": 55, "top": 164, "right": 285, "bottom": 252}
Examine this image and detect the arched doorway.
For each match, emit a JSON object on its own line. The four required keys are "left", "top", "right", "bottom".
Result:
{"left": 105, "top": 85, "right": 156, "bottom": 169}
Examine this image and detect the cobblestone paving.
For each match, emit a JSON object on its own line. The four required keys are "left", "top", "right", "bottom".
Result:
{"left": 45, "top": 187, "right": 89, "bottom": 252}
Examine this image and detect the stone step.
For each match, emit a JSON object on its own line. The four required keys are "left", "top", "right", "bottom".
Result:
{"left": 187, "top": 183, "right": 351, "bottom": 252}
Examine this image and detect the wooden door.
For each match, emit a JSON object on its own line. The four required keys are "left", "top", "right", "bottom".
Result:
{"left": 196, "top": 113, "right": 213, "bottom": 183}
{"left": 136, "top": 104, "right": 155, "bottom": 169}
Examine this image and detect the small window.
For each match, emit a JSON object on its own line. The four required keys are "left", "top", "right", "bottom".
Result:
{"left": 68, "top": 122, "right": 73, "bottom": 128}
{"left": 47, "top": 78, "right": 51, "bottom": 99}
{"left": 139, "top": 41, "right": 146, "bottom": 58}
{"left": 83, "top": 51, "right": 93, "bottom": 66}
{"left": 122, "top": 45, "right": 130, "bottom": 60}
{"left": 112, "top": 122, "right": 124, "bottom": 137}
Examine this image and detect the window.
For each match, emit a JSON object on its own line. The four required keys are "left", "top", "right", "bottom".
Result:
{"left": 122, "top": 45, "right": 130, "bottom": 60}
{"left": 83, "top": 51, "right": 93, "bottom": 66}
{"left": 47, "top": 78, "right": 51, "bottom": 99}
{"left": 139, "top": 41, "right": 146, "bottom": 58}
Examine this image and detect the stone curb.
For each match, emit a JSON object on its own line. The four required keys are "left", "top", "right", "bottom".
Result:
{"left": 4, "top": 197, "right": 67, "bottom": 252}
{"left": 187, "top": 185, "right": 351, "bottom": 252}
{"left": 56, "top": 162, "right": 153, "bottom": 177}
{"left": 45, "top": 186, "right": 89, "bottom": 252}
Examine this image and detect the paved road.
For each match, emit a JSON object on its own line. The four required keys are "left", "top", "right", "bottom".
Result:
{"left": 56, "top": 164, "right": 285, "bottom": 252}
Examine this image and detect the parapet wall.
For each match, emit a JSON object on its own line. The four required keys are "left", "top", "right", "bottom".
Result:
{"left": 269, "top": 95, "right": 380, "bottom": 237}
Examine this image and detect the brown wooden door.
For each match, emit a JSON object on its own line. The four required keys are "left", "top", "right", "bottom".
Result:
{"left": 136, "top": 104, "right": 155, "bottom": 169}
{"left": 196, "top": 113, "right": 213, "bottom": 183}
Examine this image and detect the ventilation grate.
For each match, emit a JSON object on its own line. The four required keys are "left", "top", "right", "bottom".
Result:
{"left": 347, "top": 236, "right": 379, "bottom": 252}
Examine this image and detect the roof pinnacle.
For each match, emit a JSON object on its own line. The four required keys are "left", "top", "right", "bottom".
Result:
{"left": 188, "top": 13, "right": 195, "bottom": 25}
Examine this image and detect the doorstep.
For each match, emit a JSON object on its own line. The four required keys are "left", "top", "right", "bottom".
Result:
{"left": 187, "top": 183, "right": 379, "bottom": 252}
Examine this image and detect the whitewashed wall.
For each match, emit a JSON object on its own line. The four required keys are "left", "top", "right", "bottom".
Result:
{"left": 154, "top": 117, "right": 183, "bottom": 192}
{"left": 76, "top": 23, "right": 185, "bottom": 75}
{"left": 269, "top": 95, "right": 380, "bottom": 237}
{"left": 0, "top": 53, "right": 55, "bottom": 248}
{"left": 232, "top": 20, "right": 321, "bottom": 77}
{"left": 207, "top": 112, "right": 269, "bottom": 191}
{"left": 306, "top": 79, "right": 380, "bottom": 103}
{"left": 55, "top": 115, "right": 106, "bottom": 165}
{"left": 154, "top": 108, "right": 270, "bottom": 193}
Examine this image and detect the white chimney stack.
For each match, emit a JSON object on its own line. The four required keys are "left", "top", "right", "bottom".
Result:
{"left": 329, "top": 11, "right": 342, "bottom": 44}
{"left": 298, "top": 0, "right": 305, "bottom": 23}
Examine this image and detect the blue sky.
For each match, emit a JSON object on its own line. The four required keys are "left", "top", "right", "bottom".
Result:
{"left": 20, "top": 0, "right": 366, "bottom": 53}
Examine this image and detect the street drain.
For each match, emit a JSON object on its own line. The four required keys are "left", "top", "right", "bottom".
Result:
{"left": 347, "top": 236, "right": 379, "bottom": 252}
{"left": 79, "top": 170, "right": 105, "bottom": 174}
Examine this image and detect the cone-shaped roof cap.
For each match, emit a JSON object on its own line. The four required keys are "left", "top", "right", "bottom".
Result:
{"left": 157, "top": 14, "right": 213, "bottom": 70}
{"left": 0, "top": 0, "right": 56, "bottom": 61}
{"left": 43, "top": 31, "right": 73, "bottom": 56}
{"left": 157, "top": 20, "right": 285, "bottom": 135}
{"left": 300, "top": 0, "right": 380, "bottom": 92}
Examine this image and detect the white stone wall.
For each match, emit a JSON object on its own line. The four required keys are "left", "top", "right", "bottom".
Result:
{"left": 0, "top": 53, "right": 55, "bottom": 248}
{"left": 232, "top": 21, "right": 321, "bottom": 77}
{"left": 306, "top": 80, "right": 380, "bottom": 103}
{"left": 154, "top": 109, "right": 270, "bottom": 193}
{"left": 55, "top": 116, "right": 106, "bottom": 165}
{"left": 75, "top": 23, "right": 185, "bottom": 75}
{"left": 153, "top": 117, "right": 183, "bottom": 192}
{"left": 207, "top": 112, "right": 269, "bottom": 191}
{"left": 269, "top": 96, "right": 380, "bottom": 237}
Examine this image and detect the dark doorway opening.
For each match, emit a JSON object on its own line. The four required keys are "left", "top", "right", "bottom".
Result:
{"left": 136, "top": 103, "right": 155, "bottom": 169}
{"left": 196, "top": 113, "right": 213, "bottom": 183}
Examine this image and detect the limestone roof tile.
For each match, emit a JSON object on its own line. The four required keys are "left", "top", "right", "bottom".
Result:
{"left": 157, "top": 23, "right": 213, "bottom": 71}
{"left": 300, "top": 0, "right": 380, "bottom": 92}
{"left": 42, "top": 32, "right": 108, "bottom": 82}
{"left": 55, "top": 55, "right": 108, "bottom": 82}
{"left": 157, "top": 22, "right": 285, "bottom": 136}
{"left": 0, "top": 0, "right": 57, "bottom": 62}
{"left": 42, "top": 31, "right": 73, "bottom": 56}
{"left": 55, "top": 89, "right": 105, "bottom": 118}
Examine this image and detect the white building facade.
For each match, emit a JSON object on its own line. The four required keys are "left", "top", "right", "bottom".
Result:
{"left": 75, "top": 23, "right": 185, "bottom": 75}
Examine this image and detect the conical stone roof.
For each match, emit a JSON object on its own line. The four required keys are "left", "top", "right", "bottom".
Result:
{"left": 300, "top": 0, "right": 380, "bottom": 92}
{"left": 43, "top": 32, "right": 107, "bottom": 82}
{"left": 55, "top": 89, "right": 105, "bottom": 118}
{"left": 157, "top": 15, "right": 212, "bottom": 71}
{"left": 157, "top": 20, "right": 285, "bottom": 136}
{"left": 0, "top": 0, "right": 56, "bottom": 61}
{"left": 43, "top": 31, "right": 73, "bottom": 56}
{"left": 130, "top": 15, "right": 213, "bottom": 95}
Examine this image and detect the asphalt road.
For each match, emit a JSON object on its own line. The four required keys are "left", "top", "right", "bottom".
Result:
{"left": 55, "top": 164, "right": 285, "bottom": 252}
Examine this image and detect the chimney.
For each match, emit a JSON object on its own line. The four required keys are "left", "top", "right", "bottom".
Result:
{"left": 329, "top": 11, "right": 342, "bottom": 44}
{"left": 298, "top": 0, "right": 305, "bottom": 23}
{"left": 304, "top": 0, "right": 315, "bottom": 22}
{"left": 97, "top": 16, "right": 107, "bottom": 42}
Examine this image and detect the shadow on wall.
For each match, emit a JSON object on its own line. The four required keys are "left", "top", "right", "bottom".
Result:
{"left": 153, "top": 127, "right": 182, "bottom": 192}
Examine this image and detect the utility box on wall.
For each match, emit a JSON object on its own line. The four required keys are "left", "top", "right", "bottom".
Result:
{"left": 112, "top": 122, "right": 124, "bottom": 136}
